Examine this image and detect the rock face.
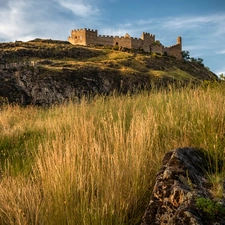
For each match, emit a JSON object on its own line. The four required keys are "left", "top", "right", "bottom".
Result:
{"left": 141, "top": 147, "right": 225, "bottom": 225}
{"left": 0, "top": 40, "right": 219, "bottom": 106}
{"left": 0, "top": 66, "right": 150, "bottom": 106}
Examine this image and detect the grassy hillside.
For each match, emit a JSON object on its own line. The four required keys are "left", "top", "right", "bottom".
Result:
{"left": 0, "top": 39, "right": 217, "bottom": 83}
{"left": 0, "top": 84, "right": 225, "bottom": 224}
{"left": 0, "top": 39, "right": 219, "bottom": 106}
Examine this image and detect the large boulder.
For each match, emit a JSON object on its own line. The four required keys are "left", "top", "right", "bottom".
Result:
{"left": 141, "top": 147, "right": 225, "bottom": 225}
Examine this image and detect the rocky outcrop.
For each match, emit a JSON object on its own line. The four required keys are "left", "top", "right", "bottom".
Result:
{"left": 141, "top": 147, "right": 225, "bottom": 225}
{"left": 0, "top": 39, "right": 219, "bottom": 106}
{"left": 0, "top": 66, "right": 150, "bottom": 106}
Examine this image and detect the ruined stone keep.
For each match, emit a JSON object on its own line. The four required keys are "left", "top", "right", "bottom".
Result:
{"left": 68, "top": 28, "right": 182, "bottom": 59}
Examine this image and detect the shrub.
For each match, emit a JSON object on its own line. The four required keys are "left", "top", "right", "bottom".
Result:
{"left": 196, "top": 197, "right": 225, "bottom": 219}
{"left": 182, "top": 51, "right": 190, "bottom": 60}
{"left": 152, "top": 40, "right": 161, "bottom": 46}
{"left": 113, "top": 44, "right": 119, "bottom": 51}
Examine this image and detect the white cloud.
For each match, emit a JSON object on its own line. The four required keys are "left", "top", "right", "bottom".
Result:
{"left": 0, "top": 0, "right": 31, "bottom": 40}
{"left": 56, "top": 0, "right": 100, "bottom": 18}
{"left": 216, "top": 50, "right": 225, "bottom": 55}
{"left": 124, "top": 14, "right": 225, "bottom": 41}
{"left": 161, "top": 14, "right": 225, "bottom": 31}
{"left": 0, "top": 0, "right": 102, "bottom": 42}
{"left": 136, "top": 19, "right": 155, "bottom": 26}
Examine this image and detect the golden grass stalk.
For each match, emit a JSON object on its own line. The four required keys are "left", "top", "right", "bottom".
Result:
{"left": 0, "top": 85, "right": 225, "bottom": 224}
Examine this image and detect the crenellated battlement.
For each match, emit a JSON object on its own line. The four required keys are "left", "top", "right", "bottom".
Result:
{"left": 86, "top": 28, "right": 97, "bottom": 32}
{"left": 98, "top": 35, "right": 114, "bottom": 38}
{"left": 132, "top": 37, "right": 140, "bottom": 40}
{"left": 167, "top": 43, "right": 180, "bottom": 48}
{"left": 68, "top": 28, "right": 182, "bottom": 59}
{"left": 142, "top": 32, "right": 155, "bottom": 37}
{"left": 71, "top": 28, "right": 85, "bottom": 32}
{"left": 115, "top": 36, "right": 131, "bottom": 40}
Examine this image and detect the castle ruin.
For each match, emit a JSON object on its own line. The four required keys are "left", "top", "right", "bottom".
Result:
{"left": 68, "top": 28, "right": 182, "bottom": 59}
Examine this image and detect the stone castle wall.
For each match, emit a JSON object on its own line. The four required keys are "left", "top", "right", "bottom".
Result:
{"left": 164, "top": 44, "right": 182, "bottom": 60}
{"left": 163, "top": 36, "right": 182, "bottom": 59}
{"left": 151, "top": 45, "right": 163, "bottom": 55}
{"left": 141, "top": 32, "right": 155, "bottom": 52}
{"left": 68, "top": 28, "right": 182, "bottom": 59}
{"left": 131, "top": 38, "right": 144, "bottom": 50}
{"left": 97, "top": 35, "right": 114, "bottom": 46}
{"left": 86, "top": 29, "right": 98, "bottom": 45}
{"left": 114, "top": 36, "right": 132, "bottom": 48}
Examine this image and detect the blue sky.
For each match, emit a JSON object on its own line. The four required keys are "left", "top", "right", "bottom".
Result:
{"left": 0, "top": 0, "right": 224, "bottom": 75}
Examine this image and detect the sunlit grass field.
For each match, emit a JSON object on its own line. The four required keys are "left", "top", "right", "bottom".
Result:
{"left": 0, "top": 85, "right": 225, "bottom": 225}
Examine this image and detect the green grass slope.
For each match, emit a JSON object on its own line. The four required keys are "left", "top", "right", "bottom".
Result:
{"left": 0, "top": 39, "right": 218, "bottom": 84}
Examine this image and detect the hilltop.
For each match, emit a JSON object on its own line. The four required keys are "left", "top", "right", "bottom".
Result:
{"left": 0, "top": 39, "right": 218, "bottom": 106}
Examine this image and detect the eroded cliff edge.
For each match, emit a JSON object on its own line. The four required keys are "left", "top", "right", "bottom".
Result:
{"left": 0, "top": 58, "right": 218, "bottom": 106}
{"left": 0, "top": 40, "right": 218, "bottom": 106}
{"left": 0, "top": 65, "right": 151, "bottom": 106}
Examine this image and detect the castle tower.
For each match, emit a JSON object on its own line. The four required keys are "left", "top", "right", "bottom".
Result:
{"left": 141, "top": 32, "right": 155, "bottom": 53}
{"left": 68, "top": 29, "right": 87, "bottom": 45}
{"left": 85, "top": 29, "right": 98, "bottom": 45}
{"left": 68, "top": 28, "right": 98, "bottom": 45}
{"left": 177, "top": 36, "right": 182, "bottom": 58}
{"left": 177, "top": 36, "right": 182, "bottom": 46}
{"left": 176, "top": 36, "right": 182, "bottom": 59}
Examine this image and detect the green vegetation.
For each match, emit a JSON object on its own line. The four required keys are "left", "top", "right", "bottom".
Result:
{"left": 113, "top": 43, "right": 119, "bottom": 51}
{"left": 196, "top": 197, "right": 225, "bottom": 219}
{"left": 152, "top": 40, "right": 161, "bottom": 46}
{"left": 182, "top": 50, "right": 204, "bottom": 66}
{"left": 207, "top": 174, "right": 224, "bottom": 199}
{"left": 0, "top": 39, "right": 103, "bottom": 63}
{"left": 0, "top": 39, "right": 216, "bottom": 85}
{"left": 0, "top": 84, "right": 225, "bottom": 224}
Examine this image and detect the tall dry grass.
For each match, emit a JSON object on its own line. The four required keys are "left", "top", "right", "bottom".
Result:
{"left": 0, "top": 85, "right": 225, "bottom": 224}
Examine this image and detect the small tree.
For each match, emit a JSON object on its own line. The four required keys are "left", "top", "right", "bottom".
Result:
{"left": 196, "top": 57, "right": 204, "bottom": 66}
{"left": 189, "top": 56, "right": 204, "bottom": 66}
{"left": 190, "top": 57, "right": 196, "bottom": 62}
{"left": 182, "top": 51, "right": 190, "bottom": 60}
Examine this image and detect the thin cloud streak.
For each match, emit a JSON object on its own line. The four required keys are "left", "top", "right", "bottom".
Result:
{"left": 162, "top": 15, "right": 225, "bottom": 29}
{"left": 57, "top": 0, "right": 100, "bottom": 18}
{"left": 0, "top": 0, "right": 102, "bottom": 41}
{"left": 131, "top": 14, "right": 225, "bottom": 35}
{"left": 216, "top": 50, "right": 225, "bottom": 55}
